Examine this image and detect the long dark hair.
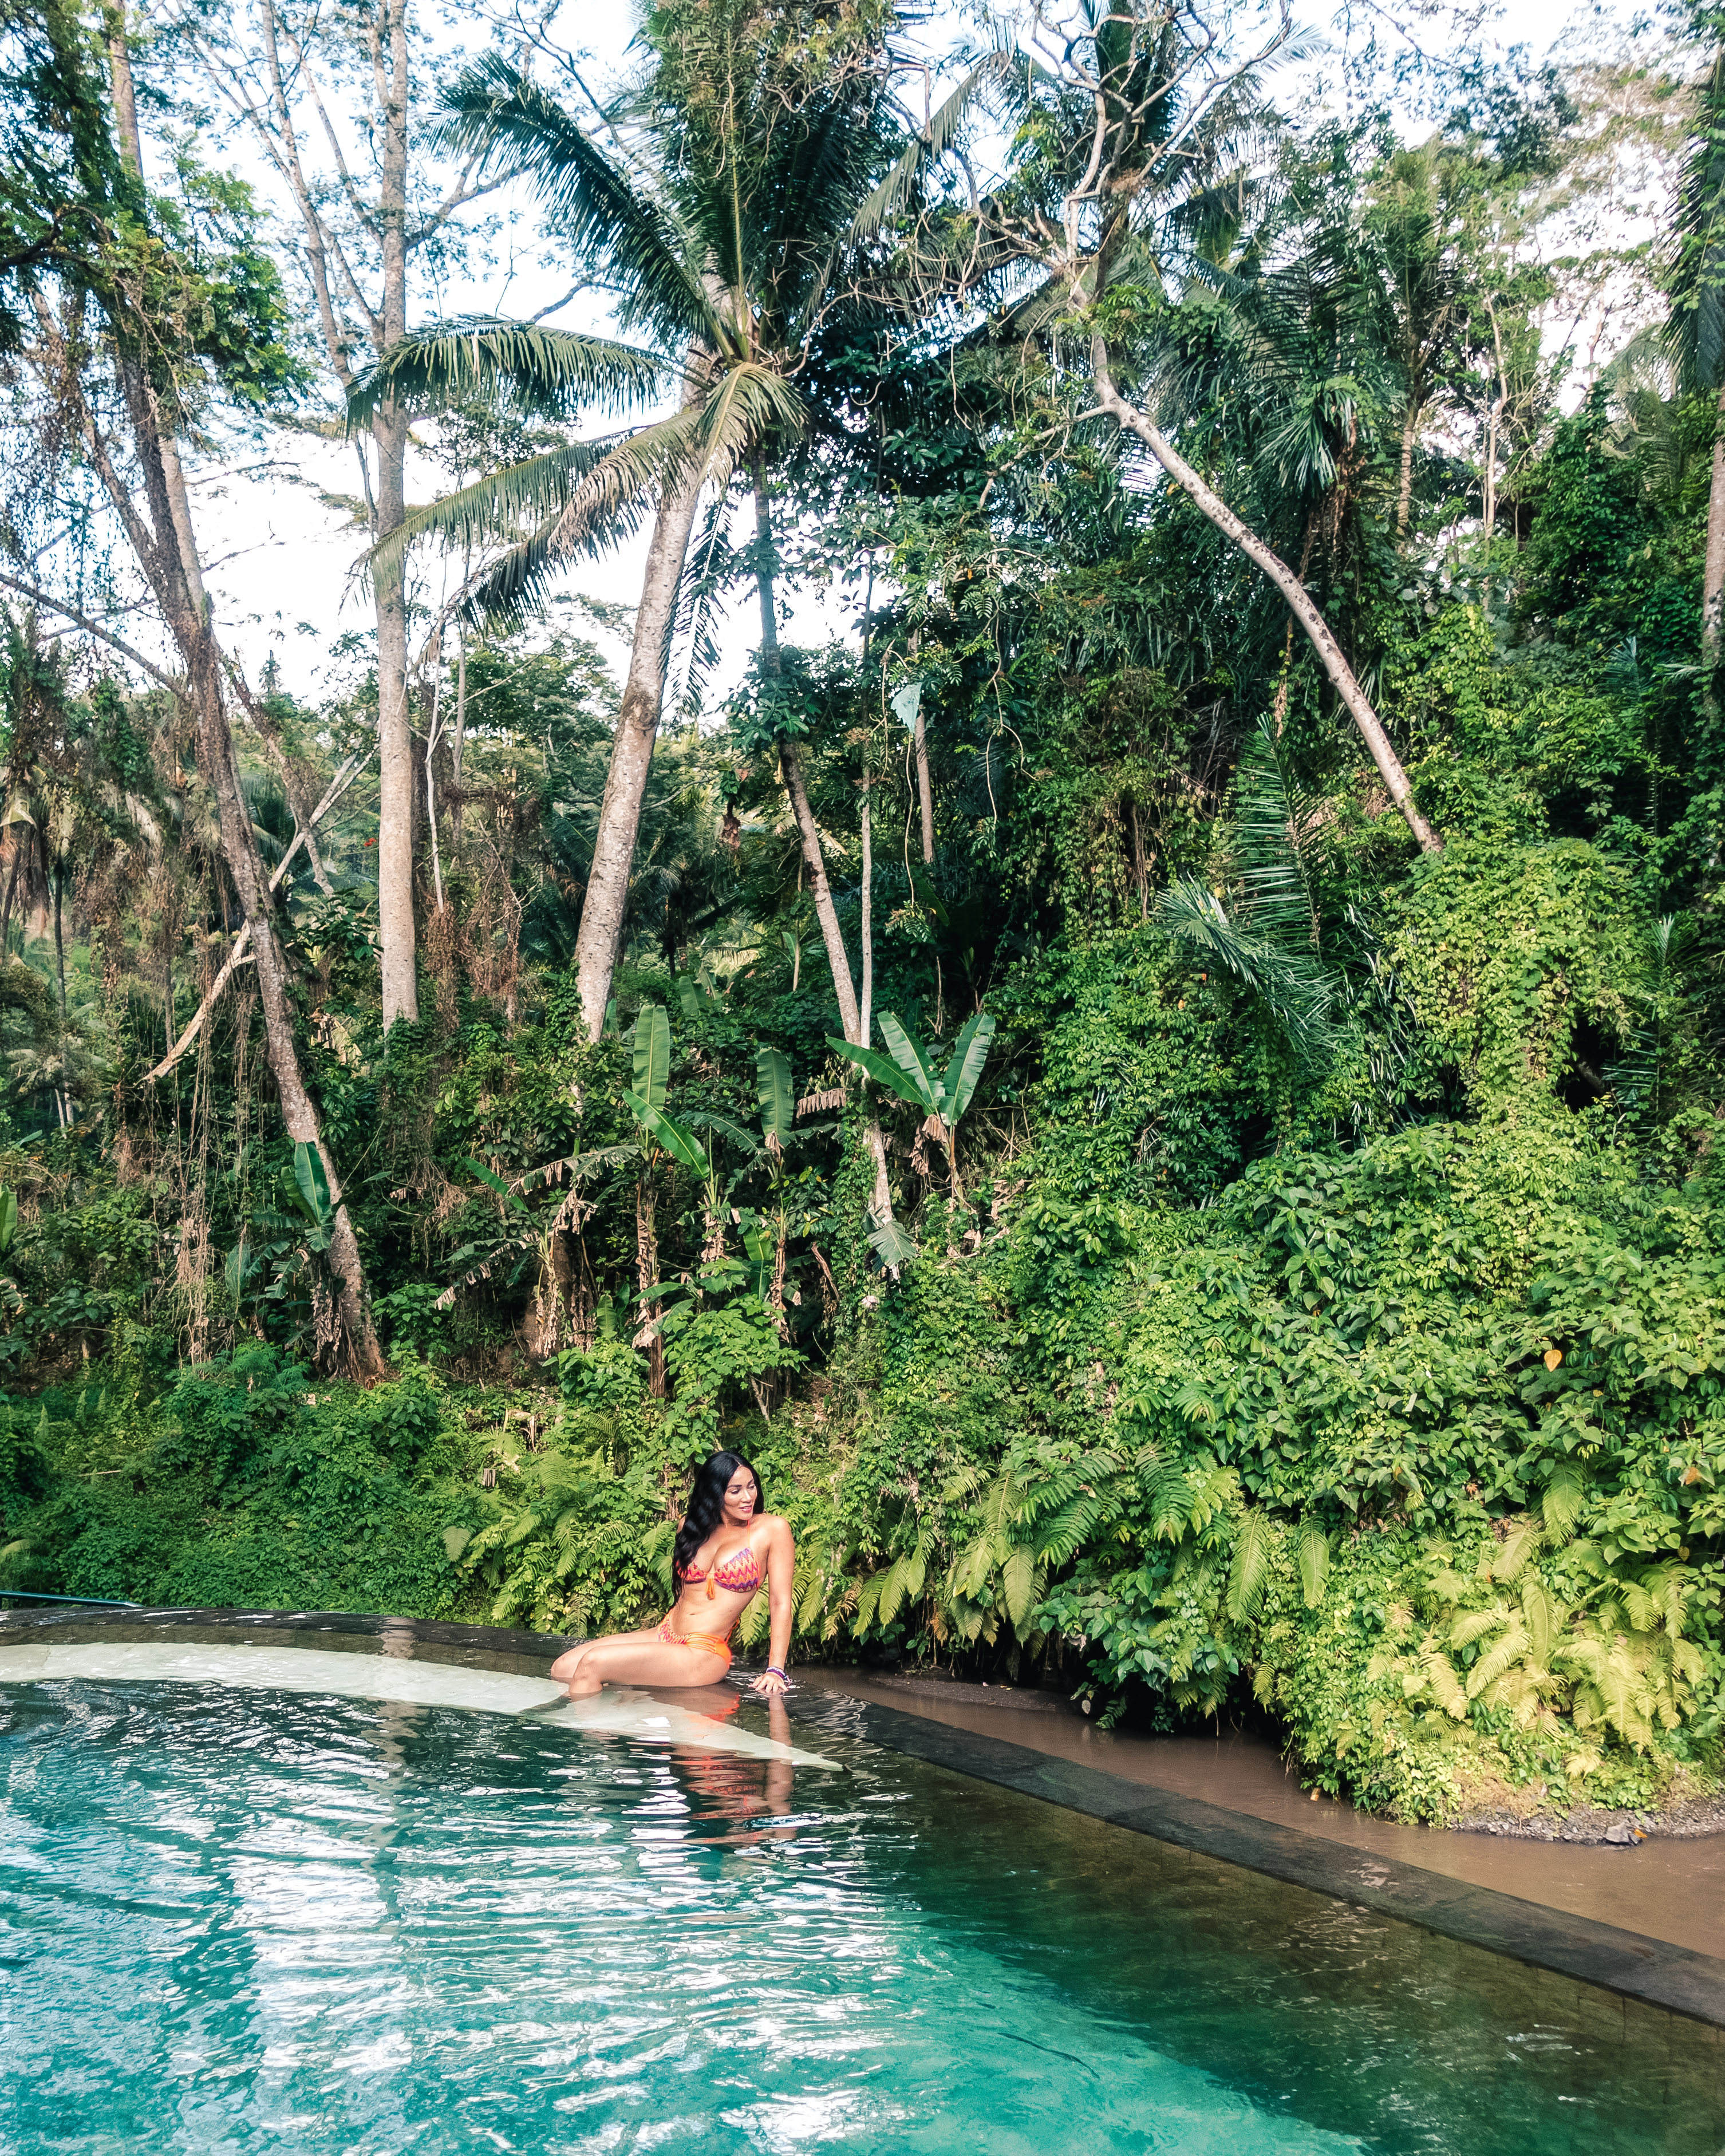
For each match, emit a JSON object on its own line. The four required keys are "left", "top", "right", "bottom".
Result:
{"left": 673, "top": 1449, "right": 763, "bottom": 1578}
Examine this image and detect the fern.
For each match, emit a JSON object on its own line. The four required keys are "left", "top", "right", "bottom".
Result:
{"left": 1225, "top": 1507, "right": 1272, "bottom": 1622}
{"left": 1539, "top": 1462, "right": 1586, "bottom": 1541}
{"left": 1001, "top": 1544, "right": 1040, "bottom": 1628}
{"left": 1297, "top": 1518, "right": 1330, "bottom": 1608}
{"left": 1423, "top": 1648, "right": 1470, "bottom": 1720}
{"left": 1466, "top": 1621, "right": 1531, "bottom": 1700}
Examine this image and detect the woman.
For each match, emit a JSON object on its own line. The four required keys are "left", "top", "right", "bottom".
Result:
{"left": 548, "top": 1450, "right": 794, "bottom": 1699}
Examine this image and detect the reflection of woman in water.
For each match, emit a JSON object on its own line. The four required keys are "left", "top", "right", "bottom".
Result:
{"left": 549, "top": 1450, "right": 792, "bottom": 1700}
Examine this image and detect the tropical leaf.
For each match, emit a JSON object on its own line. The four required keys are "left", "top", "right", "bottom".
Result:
{"left": 436, "top": 57, "right": 723, "bottom": 352}
{"left": 1520, "top": 1578, "right": 1558, "bottom": 1668}
{"left": 853, "top": 1570, "right": 889, "bottom": 1633}
{"left": 1448, "top": 1607, "right": 1503, "bottom": 1650}
{"left": 756, "top": 1046, "right": 795, "bottom": 1145}
{"left": 1033, "top": 1490, "right": 1116, "bottom": 1566}
{"left": 826, "top": 1033, "right": 932, "bottom": 1112}
{"left": 621, "top": 1091, "right": 710, "bottom": 1178}
{"left": 463, "top": 1156, "right": 528, "bottom": 1215}
{"left": 1539, "top": 1461, "right": 1586, "bottom": 1542}
{"left": 1226, "top": 1507, "right": 1272, "bottom": 1622}
{"left": 291, "top": 1142, "right": 333, "bottom": 1227}
{"left": 1487, "top": 1517, "right": 1540, "bottom": 1584}
{"left": 1297, "top": 1519, "right": 1330, "bottom": 1608}
{"left": 1158, "top": 877, "right": 1335, "bottom": 1063}
{"left": 346, "top": 319, "right": 665, "bottom": 429}
{"left": 1001, "top": 1543, "right": 1039, "bottom": 1629}
{"left": 794, "top": 1545, "right": 831, "bottom": 1633}
{"left": 681, "top": 1109, "right": 757, "bottom": 1155}
{"left": 1467, "top": 1622, "right": 1534, "bottom": 1700}
{"left": 1234, "top": 717, "right": 1321, "bottom": 952}
{"left": 393, "top": 402, "right": 709, "bottom": 628}
{"left": 364, "top": 437, "right": 625, "bottom": 576}
{"left": 633, "top": 1003, "right": 672, "bottom": 1112}
{"left": 939, "top": 1009, "right": 996, "bottom": 1123}
{"left": 849, "top": 52, "right": 1021, "bottom": 238}
{"left": 867, "top": 1214, "right": 918, "bottom": 1268}
{"left": 877, "top": 1009, "right": 941, "bottom": 1106}
{"left": 0, "top": 1186, "right": 17, "bottom": 1257}
{"left": 1423, "top": 1649, "right": 1470, "bottom": 1720}
{"left": 693, "top": 360, "right": 810, "bottom": 484}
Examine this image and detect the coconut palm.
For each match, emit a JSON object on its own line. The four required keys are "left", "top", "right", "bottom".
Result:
{"left": 347, "top": 0, "right": 897, "bottom": 1044}
{"left": 1667, "top": 40, "right": 1725, "bottom": 714}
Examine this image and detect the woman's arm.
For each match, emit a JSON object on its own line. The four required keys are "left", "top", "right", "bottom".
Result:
{"left": 751, "top": 1515, "right": 796, "bottom": 1696}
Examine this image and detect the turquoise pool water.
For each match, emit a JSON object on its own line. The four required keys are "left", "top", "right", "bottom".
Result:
{"left": 0, "top": 1679, "right": 1719, "bottom": 2154}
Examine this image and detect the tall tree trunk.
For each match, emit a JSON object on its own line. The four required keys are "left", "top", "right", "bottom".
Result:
{"left": 104, "top": 3, "right": 140, "bottom": 171}
{"left": 372, "top": 0, "right": 417, "bottom": 1026}
{"left": 859, "top": 763, "right": 874, "bottom": 1048}
{"left": 570, "top": 348, "right": 708, "bottom": 1041}
{"left": 54, "top": 330, "right": 386, "bottom": 1376}
{"left": 1091, "top": 337, "right": 1442, "bottom": 855}
{"left": 1705, "top": 384, "right": 1725, "bottom": 724}
{"left": 51, "top": 866, "right": 66, "bottom": 1018}
{"left": 52, "top": 862, "right": 68, "bottom": 1124}
{"left": 633, "top": 1175, "right": 665, "bottom": 1397}
{"left": 913, "top": 698, "right": 934, "bottom": 864}
{"left": 1395, "top": 394, "right": 1420, "bottom": 539}
{"left": 191, "top": 642, "right": 385, "bottom": 1377}
{"left": 752, "top": 469, "right": 894, "bottom": 1225}
{"left": 0, "top": 848, "right": 19, "bottom": 967}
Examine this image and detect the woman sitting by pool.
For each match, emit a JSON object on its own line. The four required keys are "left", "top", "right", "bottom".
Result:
{"left": 548, "top": 1450, "right": 793, "bottom": 1699}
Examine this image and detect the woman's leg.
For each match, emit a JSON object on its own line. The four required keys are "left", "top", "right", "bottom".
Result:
{"left": 559, "top": 1634, "right": 730, "bottom": 1697}
{"left": 548, "top": 1626, "right": 659, "bottom": 1688}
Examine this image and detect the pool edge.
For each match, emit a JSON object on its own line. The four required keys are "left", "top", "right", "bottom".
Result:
{"left": 9, "top": 1605, "right": 1721, "bottom": 2032}
{"left": 784, "top": 1687, "right": 1725, "bottom": 2033}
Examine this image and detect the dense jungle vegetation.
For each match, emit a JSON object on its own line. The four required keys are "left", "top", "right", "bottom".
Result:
{"left": 1, "top": 0, "right": 1723, "bottom": 1824}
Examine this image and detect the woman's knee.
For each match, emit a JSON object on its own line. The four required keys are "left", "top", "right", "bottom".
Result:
{"left": 548, "top": 1642, "right": 588, "bottom": 1683}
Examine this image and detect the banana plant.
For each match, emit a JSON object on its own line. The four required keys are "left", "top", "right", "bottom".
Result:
{"left": 827, "top": 1008, "right": 996, "bottom": 1201}
{"left": 226, "top": 1143, "right": 340, "bottom": 1351}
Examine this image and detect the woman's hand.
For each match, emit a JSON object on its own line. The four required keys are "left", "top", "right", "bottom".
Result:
{"left": 750, "top": 1666, "right": 789, "bottom": 1696}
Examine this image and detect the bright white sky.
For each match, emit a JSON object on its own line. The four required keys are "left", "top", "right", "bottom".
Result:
{"left": 172, "top": 0, "right": 1661, "bottom": 718}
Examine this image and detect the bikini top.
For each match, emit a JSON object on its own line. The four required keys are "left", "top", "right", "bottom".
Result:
{"left": 678, "top": 1540, "right": 763, "bottom": 1598}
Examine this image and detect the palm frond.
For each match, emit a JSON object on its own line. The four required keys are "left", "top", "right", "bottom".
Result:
{"left": 851, "top": 52, "right": 1020, "bottom": 239}
{"left": 1158, "top": 876, "right": 1335, "bottom": 1062}
{"left": 437, "top": 57, "right": 723, "bottom": 353}
{"left": 694, "top": 361, "right": 810, "bottom": 479}
{"left": 370, "top": 439, "right": 626, "bottom": 576}
{"left": 1235, "top": 716, "right": 1321, "bottom": 950}
{"left": 346, "top": 320, "right": 667, "bottom": 431}
{"left": 1667, "top": 50, "right": 1725, "bottom": 393}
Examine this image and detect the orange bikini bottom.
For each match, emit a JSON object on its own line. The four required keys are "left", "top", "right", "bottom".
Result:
{"left": 656, "top": 1620, "right": 732, "bottom": 1672}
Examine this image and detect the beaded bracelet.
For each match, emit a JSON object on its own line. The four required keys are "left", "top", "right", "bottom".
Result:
{"left": 765, "top": 1666, "right": 788, "bottom": 1683}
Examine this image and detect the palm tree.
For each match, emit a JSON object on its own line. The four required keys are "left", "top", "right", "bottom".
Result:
{"left": 1668, "top": 39, "right": 1725, "bottom": 716}
{"left": 348, "top": 0, "right": 896, "bottom": 1046}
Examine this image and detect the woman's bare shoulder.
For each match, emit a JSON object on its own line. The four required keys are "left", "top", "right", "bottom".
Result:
{"left": 756, "top": 1511, "right": 794, "bottom": 1539}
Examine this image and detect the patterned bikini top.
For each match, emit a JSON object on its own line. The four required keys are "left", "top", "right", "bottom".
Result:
{"left": 678, "top": 1540, "right": 763, "bottom": 1598}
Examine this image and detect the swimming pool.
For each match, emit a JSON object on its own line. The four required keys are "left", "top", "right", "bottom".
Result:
{"left": 1, "top": 1664, "right": 1720, "bottom": 2153}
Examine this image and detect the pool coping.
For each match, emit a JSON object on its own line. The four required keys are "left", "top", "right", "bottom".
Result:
{"left": 7, "top": 1606, "right": 1723, "bottom": 2031}
{"left": 781, "top": 1684, "right": 1725, "bottom": 2032}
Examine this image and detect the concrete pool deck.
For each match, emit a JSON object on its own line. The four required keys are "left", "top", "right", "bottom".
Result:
{"left": 786, "top": 1668, "right": 1725, "bottom": 2029}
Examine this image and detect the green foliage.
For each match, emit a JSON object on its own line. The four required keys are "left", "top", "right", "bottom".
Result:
{"left": 1, "top": 13, "right": 1722, "bottom": 1835}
